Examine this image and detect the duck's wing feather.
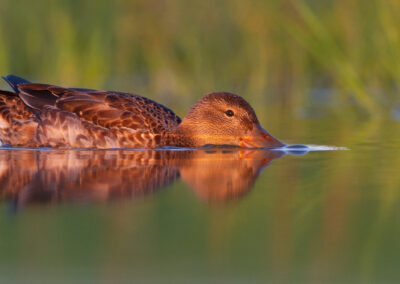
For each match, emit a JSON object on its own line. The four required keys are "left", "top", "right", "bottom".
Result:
{"left": 2, "top": 75, "right": 30, "bottom": 93}
{"left": 18, "top": 83, "right": 61, "bottom": 110}
{"left": 17, "top": 83, "right": 181, "bottom": 133}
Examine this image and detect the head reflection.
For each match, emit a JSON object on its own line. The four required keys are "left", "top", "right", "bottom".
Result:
{"left": 0, "top": 148, "right": 287, "bottom": 209}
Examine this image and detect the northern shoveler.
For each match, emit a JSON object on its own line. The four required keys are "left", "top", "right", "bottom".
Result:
{"left": 0, "top": 75, "right": 284, "bottom": 149}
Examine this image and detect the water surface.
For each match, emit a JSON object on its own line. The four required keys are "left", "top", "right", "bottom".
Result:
{"left": 0, "top": 121, "right": 399, "bottom": 283}
{"left": 0, "top": 148, "right": 287, "bottom": 206}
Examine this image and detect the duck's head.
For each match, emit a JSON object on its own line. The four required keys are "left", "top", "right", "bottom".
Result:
{"left": 176, "top": 92, "right": 285, "bottom": 148}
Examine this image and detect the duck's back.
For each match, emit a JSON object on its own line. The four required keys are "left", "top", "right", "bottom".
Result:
{"left": 0, "top": 76, "right": 182, "bottom": 148}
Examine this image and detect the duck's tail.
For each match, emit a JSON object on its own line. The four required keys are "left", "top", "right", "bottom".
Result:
{"left": 2, "top": 75, "right": 31, "bottom": 93}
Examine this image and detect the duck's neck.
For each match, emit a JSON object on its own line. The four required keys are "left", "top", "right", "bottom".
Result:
{"left": 166, "top": 123, "right": 197, "bottom": 147}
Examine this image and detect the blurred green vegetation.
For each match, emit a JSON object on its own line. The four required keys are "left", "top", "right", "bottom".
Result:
{"left": 1, "top": 0, "right": 400, "bottom": 117}
{"left": 1, "top": 1, "right": 400, "bottom": 282}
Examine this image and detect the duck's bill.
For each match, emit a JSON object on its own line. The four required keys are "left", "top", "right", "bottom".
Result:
{"left": 240, "top": 125, "right": 285, "bottom": 148}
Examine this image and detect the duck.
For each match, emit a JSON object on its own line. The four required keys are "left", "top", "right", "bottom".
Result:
{"left": 0, "top": 75, "right": 284, "bottom": 149}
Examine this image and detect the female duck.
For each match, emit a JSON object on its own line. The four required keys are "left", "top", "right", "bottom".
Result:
{"left": 0, "top": 75, "right": 284, "bottom": 149}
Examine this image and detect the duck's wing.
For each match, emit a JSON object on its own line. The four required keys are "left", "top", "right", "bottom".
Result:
{"left": 16, "top": 83, "right": 181, "bottom": 133}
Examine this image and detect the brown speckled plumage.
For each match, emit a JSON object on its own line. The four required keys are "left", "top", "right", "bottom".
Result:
{"left": 0, "top": 75, "right": 284, "bottom": 149}
{"left": 0, "top": 90, "right": 37, "bottom": 146}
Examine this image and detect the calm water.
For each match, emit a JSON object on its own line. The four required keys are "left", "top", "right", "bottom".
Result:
{"left": 0, "top": 118, "right": 399, "bottom": 283}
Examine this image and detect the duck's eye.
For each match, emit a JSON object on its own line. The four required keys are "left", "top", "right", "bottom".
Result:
{"left": 225, "top": 110, "right": 234, "bottom": 117}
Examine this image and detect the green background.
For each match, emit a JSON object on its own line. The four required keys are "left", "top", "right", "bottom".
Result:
{"left": 1, "top": 0, "right": 400, "bottom": 283}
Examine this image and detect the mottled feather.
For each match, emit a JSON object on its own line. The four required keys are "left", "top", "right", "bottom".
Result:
{"left": 0, "top": 81, "right": 183, "bottom": 148}
{"left": 18, "top": 84, "right": 181, "bottom": 133}
{"left": 0, "top": 75, "right": 284, "bottom": 149}
{"left": 0, "top": 90, "right": 37, "bottom": 146}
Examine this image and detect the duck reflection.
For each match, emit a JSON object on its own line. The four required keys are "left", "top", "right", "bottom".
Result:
{"left": 0, "top": 148, "right": 287, "bottom": 208}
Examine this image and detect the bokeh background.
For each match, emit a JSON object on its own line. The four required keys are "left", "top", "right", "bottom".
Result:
{"left": 1, "top": 0, "right": 400, "bottom": 283}
{"left": 1, "top": 0, "right": 400, "bottom": 119}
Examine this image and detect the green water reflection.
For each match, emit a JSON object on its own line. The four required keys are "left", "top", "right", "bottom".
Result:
{"left": 0, "top": 148, "right": 285, "bottom": 206}
{"left": 0, "top": 119, "right": 399, "bottom": 283}
{"left": 1, "top": 0, "right": 400, "bottom": 281}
